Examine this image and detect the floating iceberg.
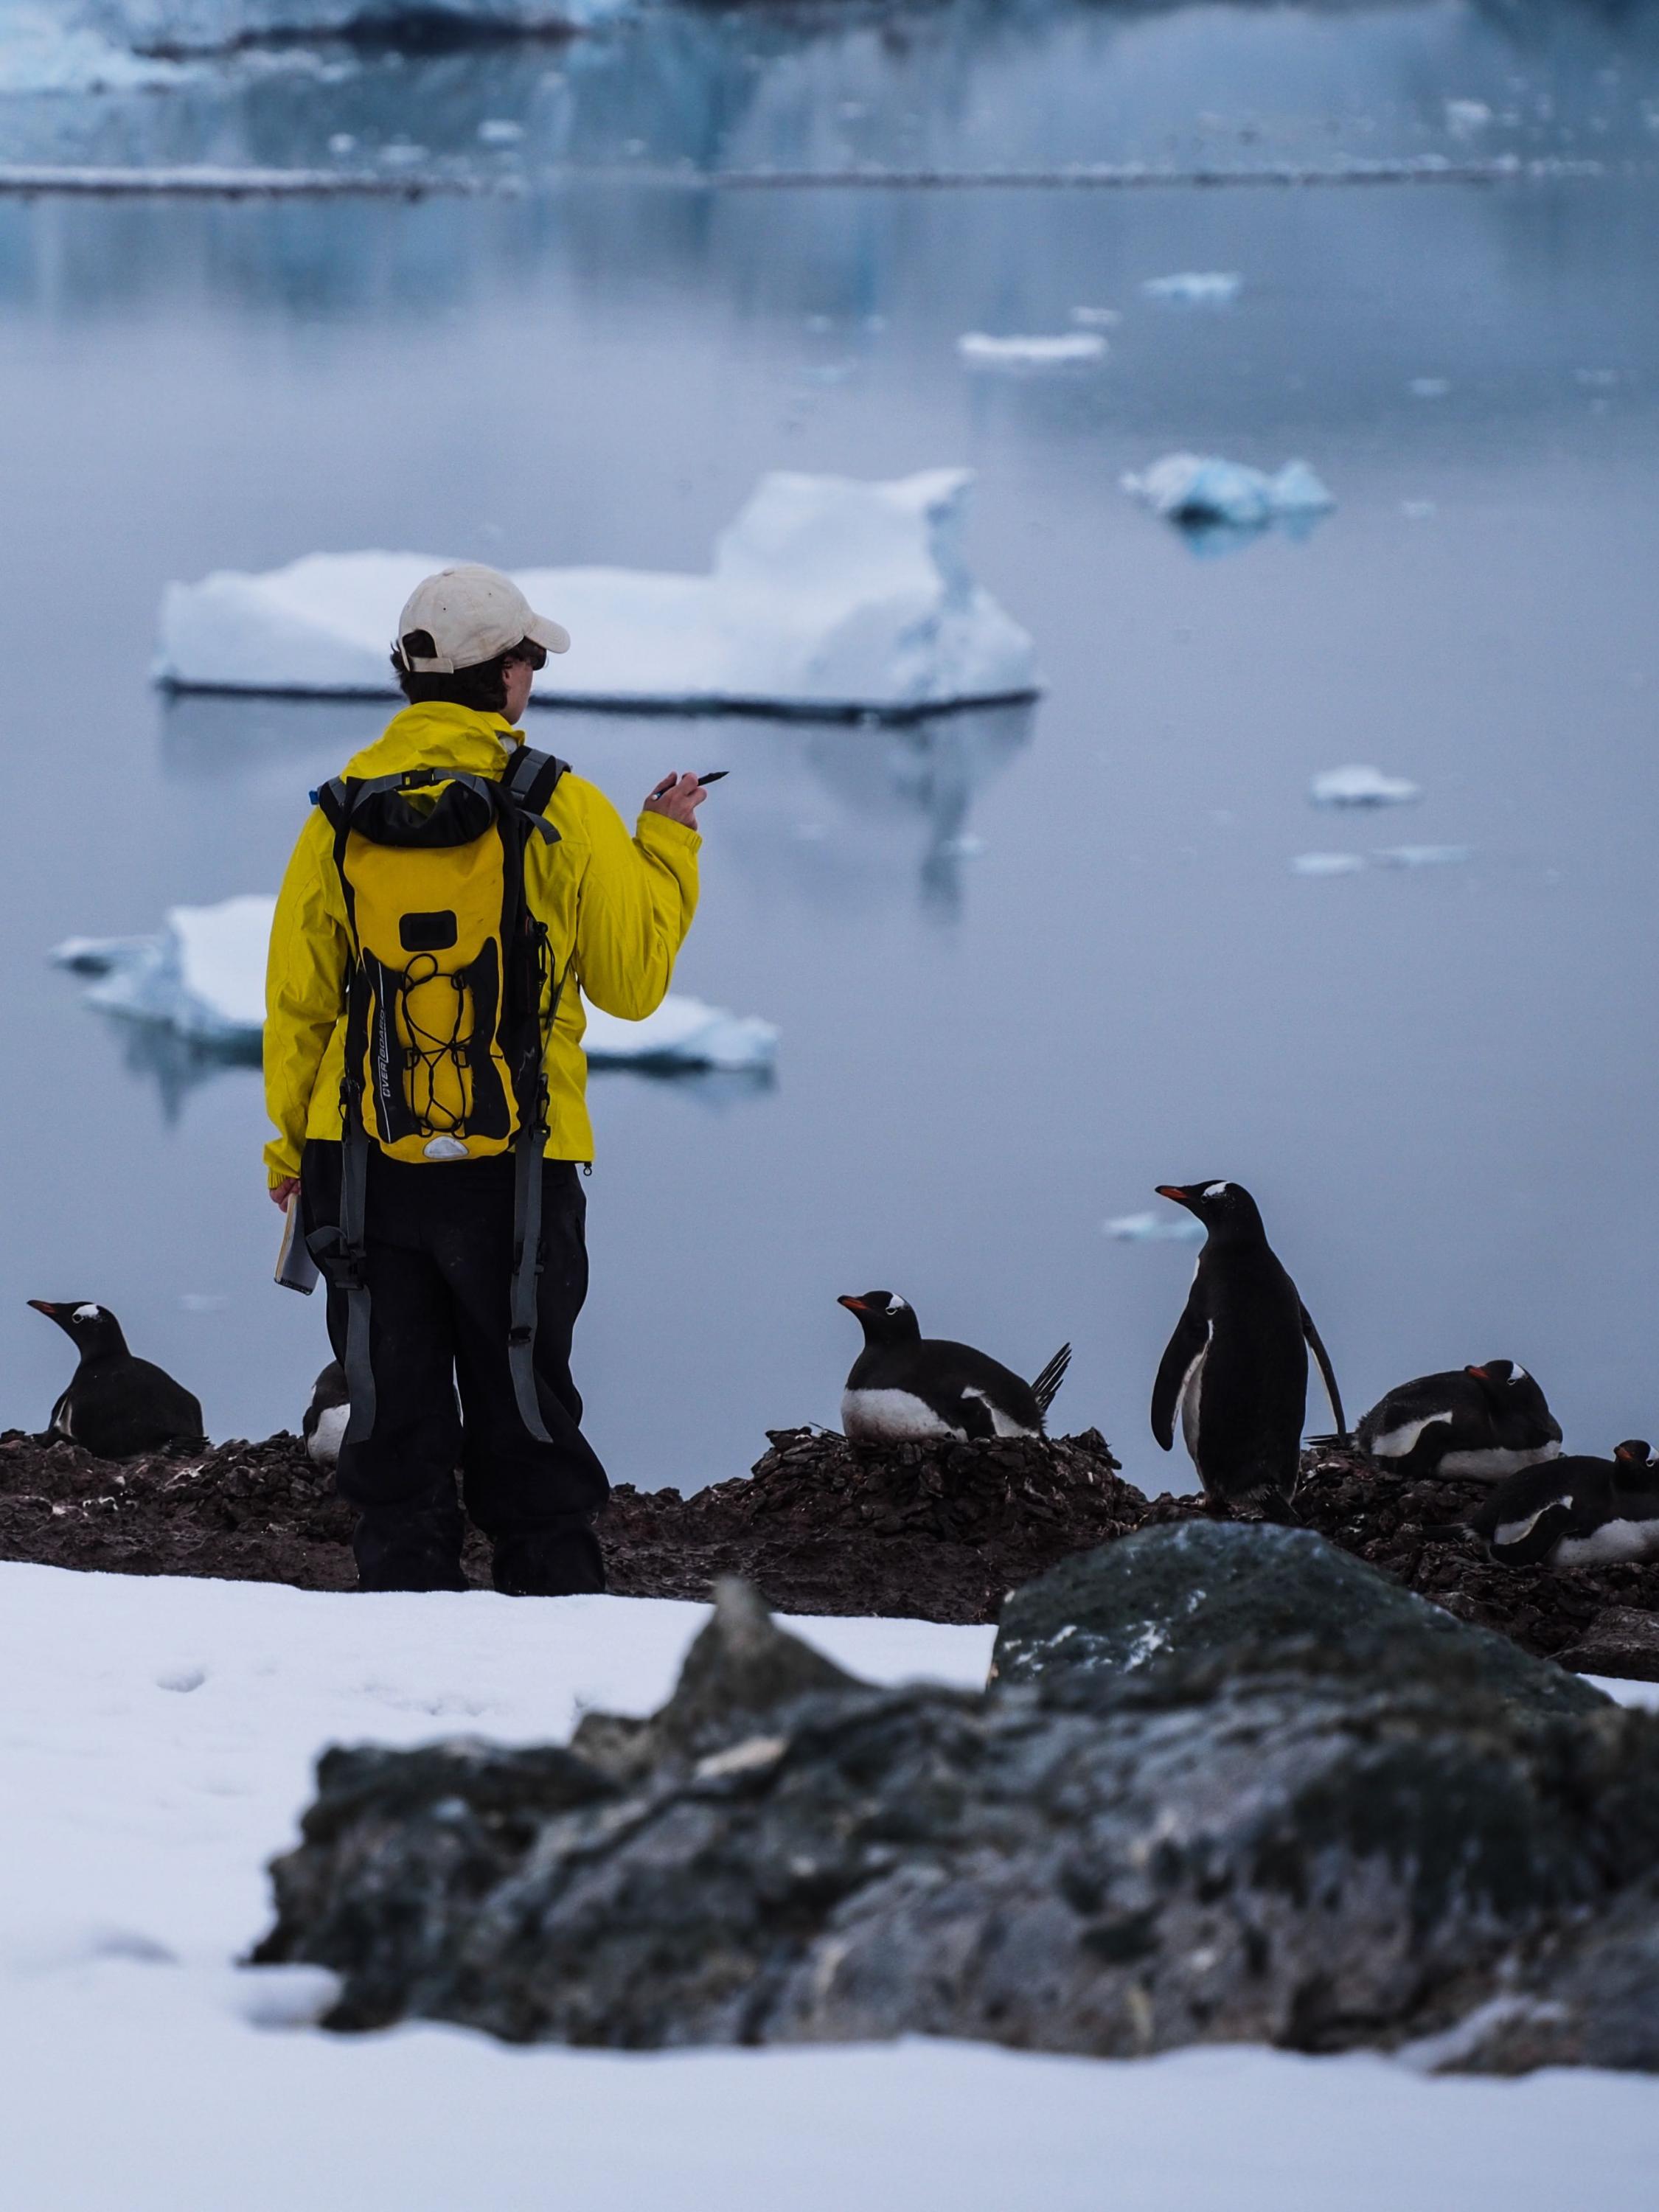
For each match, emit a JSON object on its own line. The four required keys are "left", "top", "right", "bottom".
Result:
{"left": 0, "top": 3, "right": 185, "bottom": 91}
{"left": 1310, "top": 765, "right": 1422, "bottom": 809}
{"left": 1104, "top": 1211, "right": 1205, "bottom": 1243}
{"left": 53, "top": 897, "right": 777, "bottom": 1074}
{"left": 157, "top": 470, "right": 1037, "bottom": 720}
{"left": 956, "top": 333, "right": 1107, "bottom": 368}
{"left": 77, "top": 0, "right": 623, "bottom": 55}
{"left": 1141, "top": 273, "right": 1242, "bottom": 306}
{"left": 1290, "top": 852, "right": 1366, "bottom": 878}
{"left": 1123, "top": 454, "right": 1335, "bottom": 535}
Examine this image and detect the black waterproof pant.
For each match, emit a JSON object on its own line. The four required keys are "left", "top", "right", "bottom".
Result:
{"left": 301, "top": 1141, "right": 608, "bottom": 1596}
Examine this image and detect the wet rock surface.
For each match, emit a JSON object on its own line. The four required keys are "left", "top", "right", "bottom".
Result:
{"left": 254, "top": 1537, "right": 1659, "bottom": 2070}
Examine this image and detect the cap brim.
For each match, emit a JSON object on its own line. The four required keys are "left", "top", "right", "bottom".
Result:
{"left": 526, "top": 611, "right": 571, "bottom": 656}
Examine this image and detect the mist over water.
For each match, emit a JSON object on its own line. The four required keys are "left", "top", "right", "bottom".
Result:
{"left": 0, "top": 0, "right": 1655, "bottom": 1493}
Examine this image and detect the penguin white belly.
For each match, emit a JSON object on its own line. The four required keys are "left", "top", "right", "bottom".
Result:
{"left": 1439, "top": 1441, "right": 1561, "bottom": 1481}
{"left": 842, "top": 1388, "right": 963, "bottom": 1444}
{"left": 307, "top": 1403, "right": 349, "bottom": 1466}
{"left": 1552, "top": 1519, "right": 1659, "bottom": 1569}
{"left": 1178, "top": 1335, "right": 1210, "bottom": 1466}
{"left": 961, "top": 1387, "right": 1040, "bottom": 1441}
{"left": 51, "top": 1391, "right": 74, "bottom": 1442}
{"left": 1366, "top": 1410, "right": 1453, "bottom": 1464}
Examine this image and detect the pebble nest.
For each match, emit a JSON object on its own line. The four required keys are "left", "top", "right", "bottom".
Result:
{"left": 2, "top": 1423, "right": 1657, "bottom": 1663}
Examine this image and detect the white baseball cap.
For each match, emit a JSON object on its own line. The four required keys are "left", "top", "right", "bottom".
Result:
{"left": 395, "top": 564, "right": 571, "bottom": 672}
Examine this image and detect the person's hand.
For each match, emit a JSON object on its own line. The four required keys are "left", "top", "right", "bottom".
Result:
{"left": 271, "top": 1175, "right": 301, "bottom": 1211}
{"left": 643, "top": 772, "right": 707, "bottom": 830}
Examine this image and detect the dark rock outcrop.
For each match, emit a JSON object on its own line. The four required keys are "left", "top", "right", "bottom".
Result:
{"left": 254, "top": 1532, "right": 1659, "bottom": 2068}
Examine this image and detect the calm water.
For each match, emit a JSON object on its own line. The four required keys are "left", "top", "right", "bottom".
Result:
{"left": 0, "top": 0, "right": 1655, "bottom": 1494}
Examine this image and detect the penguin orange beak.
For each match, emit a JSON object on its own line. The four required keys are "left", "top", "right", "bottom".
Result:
{"left": 838, "top": 1295, "right": 869, "bottom": 1314}
{"left": 1464, "top": 1364, "right": 1489, "bottom": 1381}
{"left": 1155, "top": 1185, "right": 1193, "bottom": 1210}
{"left": 27, "top": 1300, "right": 65, "bottom": 1319}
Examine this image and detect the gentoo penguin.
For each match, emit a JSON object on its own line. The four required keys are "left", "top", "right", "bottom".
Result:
{"left": 1459, "top": 1441, "right": 1659, "bottom": 1569}
{"left": 302, "top": 1360, "right": 349, "bottom": 1467}
{"left": 1346, "top": 1359, "right": 1562, "bottom": 1481}
{"left": 29, "top": 1300, "right": 205, "bottom": 1460}
{"left": 838, "top": 1292, "right": 1071, "bottom": 1444}
{"left": 1150, "top": 1181, "right": 1344, "bottom": 1520}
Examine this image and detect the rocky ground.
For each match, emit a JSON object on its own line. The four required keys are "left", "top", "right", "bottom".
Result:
{"left": 3, "top": 1424, "right": 1657, "bottom": 1672}
{"left": 253, "top": 1534, "right": 1659, "bottom": 2070}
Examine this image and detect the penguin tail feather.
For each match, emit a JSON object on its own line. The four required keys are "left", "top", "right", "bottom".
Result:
{"left": 1305, "top": 1433, "right": 1354, "bottom": 1453}
{"left": 1031, "top": 1343, "right": 1072, "bottom": 1419}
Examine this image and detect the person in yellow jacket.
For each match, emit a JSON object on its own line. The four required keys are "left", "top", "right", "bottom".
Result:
{"left": 264, "top": 564, "right": 703, "bottom": 1595}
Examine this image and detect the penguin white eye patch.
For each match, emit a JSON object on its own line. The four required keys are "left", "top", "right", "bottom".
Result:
{"left": 1203, "top": 1182, "right": 1231, "bottom": 1200}
{"left": 72, "top": 1304, "right": 102, "bottom": 1323}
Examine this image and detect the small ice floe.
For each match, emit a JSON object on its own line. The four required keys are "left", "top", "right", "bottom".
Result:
{"left": 53, "top": 895, "right": 778, "bottom": 1074}
{"left": 1408, "top": 378, "right": 1451, "bottom": 398}
{"left": 157, "top": 468, "right": 1037, "bottom": 717}
{"left": 1071, "top": 306, "right": 1121, "bottom": 329}
{"left": 1104, "top": 1211, "right": 1205, "bottom": 1243}
{"left": 1141, "top": 272, "right": 1241, "bottom": 307}
{"left": 956, "top": 333, "right": 1107, "bottom": 367}
{"left": 1445, "top": 99, "right": 1493, "bottom": 136}
{"left": 478, "top": 119, "right": 525, "bottom": 145}
{"left": 1309, "top": 765, "right": 1422, "bottom": 809}
{"left": 1122, "top": 453, "right": 1334, "bottom": 538}
{"left": 1370, "top": 844, "right": 1471, "bottom": 869}
{"left": 581, "top": 997, "right": 778, "bottom": 1074}
{"left": 1290, "top": 852, "right": 1366, "bottom": 877}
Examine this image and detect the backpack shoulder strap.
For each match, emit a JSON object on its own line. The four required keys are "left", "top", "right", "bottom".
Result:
{"left": 314, "top": 776, "right": 355, "bottom": 832}
{"left": 498, "top": 745, "right": 568, "bottom": 832}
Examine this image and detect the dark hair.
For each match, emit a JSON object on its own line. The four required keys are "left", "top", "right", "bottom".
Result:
{"left": 390, "top": 630, "right": 547, "bottom": 714}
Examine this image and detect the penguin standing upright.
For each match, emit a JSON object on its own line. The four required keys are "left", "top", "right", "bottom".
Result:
{"left": 1149, "top": 1182, "right": 1343, "bottom": 1520}
{"left": 28, "top": 1301, "right": 205, "bottom": 1459}
{"left": 838, "top": 1292, "right": 1071, "bottom": 1444}
{"left": 302, "top": 1360, "right": 349, "bottom": 1468}
{"left": 1458, "top": 1439, "right": 1659, "bottom": 1568}
{"left": 1349, "top": 1360, "right": 1562, "bottom": 1481}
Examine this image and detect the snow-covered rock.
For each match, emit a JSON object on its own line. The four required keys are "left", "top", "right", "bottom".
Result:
{"left": 1141, "top": 272, "right": 1242, "bottom": 306}
{"left": 1123, "top": 453, "right": 1335, "bottom": 533}
{"left": 1310, "top": 765, "right": 1423, "bottom": 809}
{"left": 956, "top": 333, "right": 1107, "bottom": 368}
{"left": 52, "top": 894, "right": 778, "bottom": 1072}
{"left": 156, "top": 470, "right": 1039, "bottom": 717}
{"left": 78, "top": 0, "right": 624, "bottom": 55}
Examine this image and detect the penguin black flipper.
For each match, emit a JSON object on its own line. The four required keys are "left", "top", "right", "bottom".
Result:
{"left": 1152, "top": 1301, "right": 1206, "bottom": 1451}
{"left": 1300, "top": 1305, "right": 1346, "bottom": 1442}
{"left": 953, "top": 1391, "right": 998, "bottom": 1442}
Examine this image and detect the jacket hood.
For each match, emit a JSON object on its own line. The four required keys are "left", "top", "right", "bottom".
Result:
{"left": 343, "top": 701, "right": 524, "bottom": 782}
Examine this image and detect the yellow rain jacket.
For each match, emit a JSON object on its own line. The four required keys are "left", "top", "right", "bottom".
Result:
{"left": 263, "top": 702, "right": 700, "bottom": 1184}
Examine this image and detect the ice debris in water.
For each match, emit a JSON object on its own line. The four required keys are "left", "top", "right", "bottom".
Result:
{"left": 157, "top": 470, "right": 1037, "bottom": 717}
{"left": 52, "top": 897, "right": 779, "bottom": 1072}
{"left": 1070, "top": 307, "right": 1121, "bottom": 329}
{"left": 956, "top": 333, "right": 1107, "bottom": 368}
{"left": 1141, "top": 273, "right": 1242, "bottom": 306}
{"left": 1290, "top": 852, "right": 1367, "bottom": 878}
{"left": 1445, "top": 99, "right": 1494, "bottom": 135}
{"left": 1104, "top": 1211, "right": 1206, "bottom": 1243}
{"left": 77, "top": 0, "right": 625, "bottom": 54}
{"left": 1122, "top": 454, "right": 1335, "bottom": 535}
{"left": 1371, "top": 845, "right": 1472, "bottom": 869}
{"left": 1310, "top": 765, "right": 1423, "bottom": 809}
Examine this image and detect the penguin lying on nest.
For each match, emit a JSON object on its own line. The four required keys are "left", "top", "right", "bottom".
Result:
{"left": 29, "top": 1300, "right": 205, "bottom": 1460}
{"left": 1150, "top": 1180, "right": 1344, "bottom": 1523}
{"left": 838, "top": 1291, "right": 1071, "bottom": 1444}
{"left": 1436, "top": 1440, "right": 1659, "bottom": 1568}
{"left": 1328, "top": 1359, "right": 1562, "bottom": 1481}
{"left": 302, "top": 1360, "right": 349, "bottom": 1467}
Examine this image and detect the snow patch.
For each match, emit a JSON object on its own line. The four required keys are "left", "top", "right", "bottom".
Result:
{"left": 53, "top": 895, "right": 778, "bottom": 1073}
{"left": 157, "top": 470, "right": 1038, "bottom": 717}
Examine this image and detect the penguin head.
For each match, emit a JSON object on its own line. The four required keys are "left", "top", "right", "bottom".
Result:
{"left": 1154, "top": 1180, "right": 1264, "bottom": 1238}
{"left": 1613, "top": 1439, "right": 1655, "bottom": 1494}
{"left": 837, "top": 1291, "right": 922, "bottom": 1346}
{"left": 27, "top": 1299, "right": 128, "bottom": 1360}
{"left": 1464, "top": 1359, "right": 1532, "bottom": 1411}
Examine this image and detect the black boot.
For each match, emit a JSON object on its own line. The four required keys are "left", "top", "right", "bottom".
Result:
{"left": 492, "top": 1525, "right": 605, "bottom": 1598}
{"left": 353, "top": 1494, "right": 467, "bottom": 1593}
